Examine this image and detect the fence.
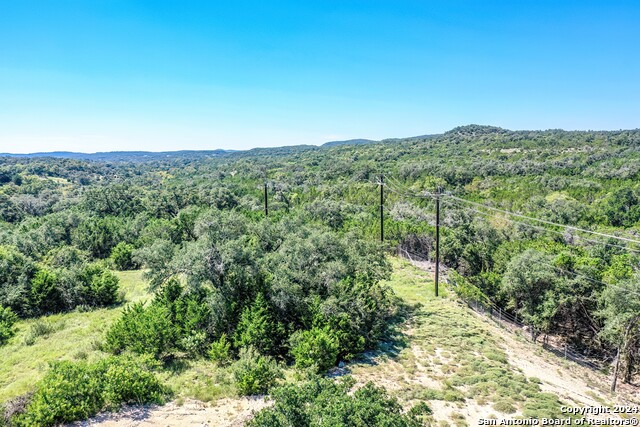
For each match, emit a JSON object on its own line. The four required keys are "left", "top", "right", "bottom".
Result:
{"left": 397, "top": 247, "right": 605, "bottom": 372}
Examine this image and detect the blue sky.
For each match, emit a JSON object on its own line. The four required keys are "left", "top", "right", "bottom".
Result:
{"left": 1, "top": 0, "right": 639, "bottom": 153}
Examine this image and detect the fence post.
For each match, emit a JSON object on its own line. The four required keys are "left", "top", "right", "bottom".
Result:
{"left": 564, "top": 343, "right": 567, "bottom": 359}
{"left": 498, "top": 307, "right": 502, "bottom": 321}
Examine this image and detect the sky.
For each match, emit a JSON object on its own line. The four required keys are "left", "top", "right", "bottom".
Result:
{"left": 1, "top": 0, "right": 639, "bottom": 153}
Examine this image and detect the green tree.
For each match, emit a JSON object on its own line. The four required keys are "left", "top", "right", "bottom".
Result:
{"left": 232, "top": 346, "right": 282, "bottom": 396}
{"left": 248, "top": 376, "right": 428, "bottom": 427}
{"left": 598, "top": 276, "right": 640, "bottom": 391}
{"left": 289, "top": 326, "right": 340, "bottom": 373}
{"left": 234, "top": 294, "right": 283, "bottom": 356}
{"left": 502, "top": 249, "right": 558, "bottom": 342}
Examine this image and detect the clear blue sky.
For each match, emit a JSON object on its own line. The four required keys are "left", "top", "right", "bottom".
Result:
{"left": 1, "top": 0, "right": 639, "bottom": 153}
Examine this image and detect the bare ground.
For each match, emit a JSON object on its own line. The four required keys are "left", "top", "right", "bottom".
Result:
{"left": 70, "top": 397, "right": 269, "bottom": 427}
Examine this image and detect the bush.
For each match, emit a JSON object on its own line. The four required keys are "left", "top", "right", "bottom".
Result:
{"left": 289, "top": 326, "right": 339, "bottom": 373}
{"left": 233, "top": 347, "right": 283, "bottom": 396}
{"left": 13, "top": 356, "right": 168, "bottom": 426}
{"left": 248, "top": 376, "right": 428, "bottom": 427}
{"left": 110, "top": 242, "right": 136, "bottom": 271}
{"left": 13, "top": 361, "right": 104, "bottom": 426}
{"left": 30, "top": 269, "right": 64, "bottom": 315}
{"left": 208, "top": 333, "right": 231, "bottom": 365}
{"left": 98, "top": 356, "right": 167, "bottom": 410}
{"left": 88, "top": 267, "right": 120, "bottom": 307}
{"left": 234, "top": 293, "right": 283, "bottom": 356}
{"left": 179, "top": 331, "right": 207, "bottom": 357}
{"left": 105, "top": 303, "right": 176, "bottom": 358}
{"left": 0, "top": 306, "right": 18, "bottom": 346}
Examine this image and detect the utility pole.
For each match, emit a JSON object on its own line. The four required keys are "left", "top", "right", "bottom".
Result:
{"left": 264, "top": 181, "right": 268, "bottom": 217}
{"left": 434, "top": 188, "right": 441, "bottom": 297}
{"left": 380, "top": 174, "right": 384, "bottom": 242}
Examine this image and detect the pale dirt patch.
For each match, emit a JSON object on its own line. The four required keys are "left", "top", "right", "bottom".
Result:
{"left": 480, "top": 312, "right": 640, "bottom": 407}
{"left": 69, "top": 397, "right": 269, "bottom": 427}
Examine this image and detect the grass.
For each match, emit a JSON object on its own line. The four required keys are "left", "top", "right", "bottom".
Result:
{"left": 0, "top": 270, "right": 150, "bottom": 403}
{"left": 162, "top": 360, "right": 236, "bottom": 402}
{"left": 351, "top": 257, "right": 568, "bottom": 422}
{"left": 0, "top": 270, "right": 241, "bottom": 406}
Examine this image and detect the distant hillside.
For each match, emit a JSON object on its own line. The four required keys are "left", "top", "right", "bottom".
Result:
{"left": 444, "top": 124, "right": 509, "bottom": 137}
{"left": 0, "top": 150, "right": 231, "bottom": 162}
{"left": 321, "top": 138, "right": 379, "bottom": 148}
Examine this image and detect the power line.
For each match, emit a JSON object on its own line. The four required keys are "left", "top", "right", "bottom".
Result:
{"left": 445, "top": 201, "right": 640, "bottom": 298}
{"left": 445, "top": 198, "right": 640, "bottom": 255}
{"left": 448, "top": 195, "right": 640, "bottom": 247}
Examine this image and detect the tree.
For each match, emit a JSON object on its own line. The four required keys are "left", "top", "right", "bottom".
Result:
{"left": 234, "top": 294, "right": 283, "bottom": 356}
{"left": 289, "top": 326, "right": 340, "bottom": 372}
{"left": 600, "top": 188, "right": 640, "bottom": 227}
{"left": 598, "top": 276, "right": 640, "bottom": 391}
{"left": 248, "top": 376, "right": 428, "bottom": 427}
{"left": 0, "top": 305, "right": 18, "bottom": 346}
{"left": 502, "top": 249, "right": 558, "bottom": 342}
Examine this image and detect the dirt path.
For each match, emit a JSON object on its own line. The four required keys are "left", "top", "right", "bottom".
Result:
{"left": 405, "top": 255, "right": 639, "bottom": 407}
{"left": 346, "top": 258, "right": 639, "bottom": 426}
{"left": 70, "top": 397, "right": 268, "bottom": 427}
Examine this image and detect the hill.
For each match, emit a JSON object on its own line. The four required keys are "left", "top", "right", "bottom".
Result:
{"left": 321, "top": 138, "right": 379, "bottom": 148}
{"left": 0, "top": 149, "right": 232, "bottom": 162}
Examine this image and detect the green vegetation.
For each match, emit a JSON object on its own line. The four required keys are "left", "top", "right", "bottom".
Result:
{"left": 12, "top": 355, "right": 167, "bottom": 426}
{"left": 2, "top": 125, "right": 640, "bottom": 422}
{"left": 356, "top": 258, "right": 567, "bottom": 419}
{"left": 232, "top": 346, "right": 283, "bottom": 396}
{"left": 289, "top": 326, "right": 340, "bottom": 372}
{"left": 248, "top": 376, "right": 429, "bottom": 427}
{"left": 0, "top": 306, "right": 17, "bottom": 345}
{"left": 0, "top": 270, "right": 147, "bottom": 403}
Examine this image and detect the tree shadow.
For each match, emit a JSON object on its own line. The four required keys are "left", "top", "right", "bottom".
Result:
{"left": 345, "top": 299, "right": 427, "bottom": 370}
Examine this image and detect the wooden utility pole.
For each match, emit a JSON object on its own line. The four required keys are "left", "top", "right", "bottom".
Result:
{"left": 435, "top": 188, "right": 440, "bottom": 297}
{"left": 380, "top": 174, "right": 384, "bottom": 242}
{"left": 264, "top": 181, "right": 268, "bottom": 217}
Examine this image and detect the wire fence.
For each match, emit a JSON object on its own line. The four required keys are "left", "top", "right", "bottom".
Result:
{"left": 396, "top": 247, "right": 606, "bottom": 373}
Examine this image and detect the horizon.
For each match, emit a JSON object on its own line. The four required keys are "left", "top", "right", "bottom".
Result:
{"left": 1, "top": 1, "right": 639, "bottom": 153}
{"left": 3, "top": 124, "right": 640, "bottom": 156}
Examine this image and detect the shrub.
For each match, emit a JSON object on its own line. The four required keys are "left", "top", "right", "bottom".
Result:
{"left": 0, "top": 306, "right": 18, "bottom": 346}
{"left": 110, "top": 242, "right": 136, "bottom": 271}
{"left": 91, "top": 270, "right": 120, "bottom": 307}
{"left": 248, "top": 376, "right": 427, "bottom": 427}
{"left": 234, "top": 294, "right": 283, "bottom": 356}
{"left": 179, "top": 331, "right": 208, "bottom": 357}
{"left": 493, "top": 400, "right": 517, "bottom": 414}
{"left": 97, "top": 356, "right": 167, "bottom": 410}
{"left": 12, "top": 356, "right": 168, "bottom": 426}
{"left": 208, "top": 333, "right": 231, "bottom": 365}
{"left": 233, "top": 346, "right": 283, "bottom": 396}
{"left": 289, "top": 326, "right": 339, "bottom": 373}
{"left": 13, "top": 361, "right": 104, "bottom": 426}
{"left": 77, "top": 264, "right": 121, "bottom": 307}
{"left": 30, "top": 269, "right": 64, "bottom": 315}
{"left": 105, "top": 303, "right": 176, "bottom": 358}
